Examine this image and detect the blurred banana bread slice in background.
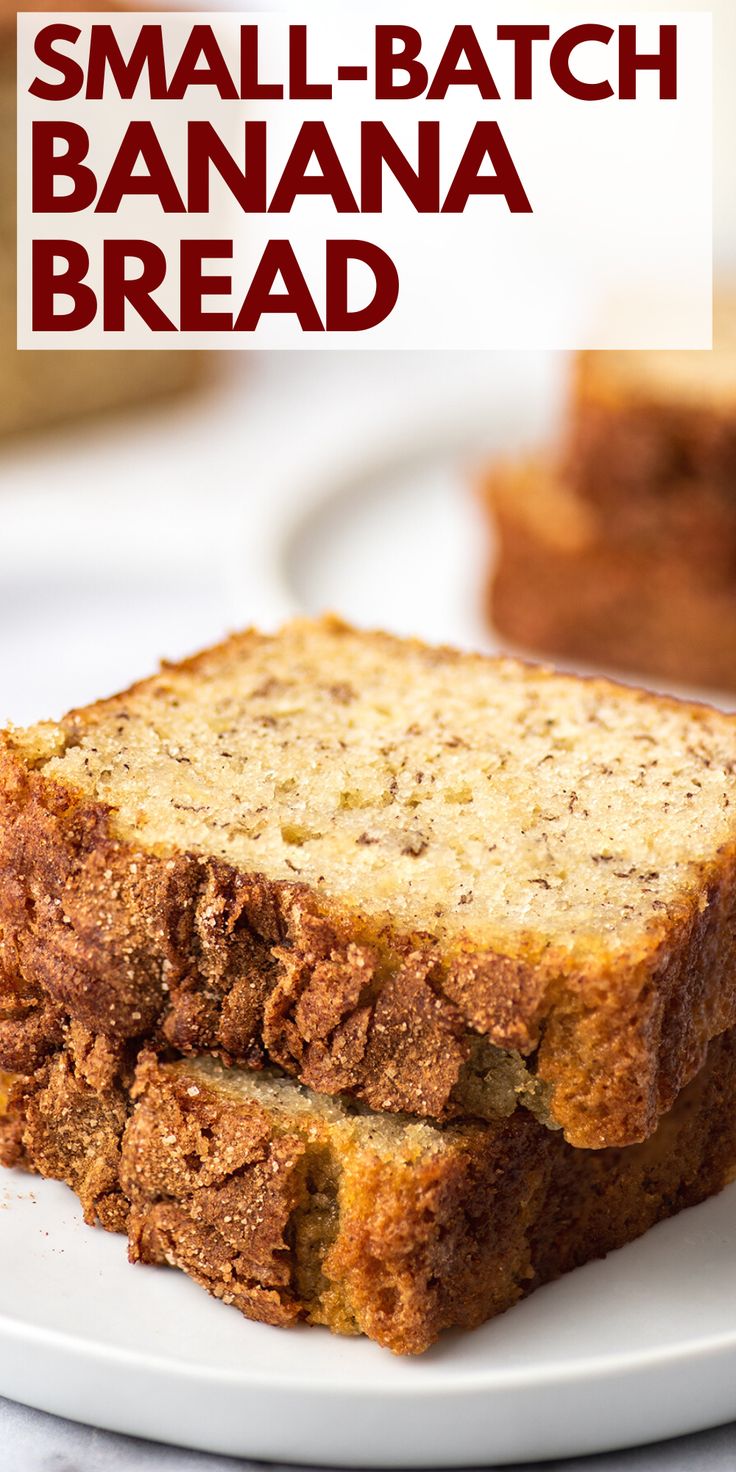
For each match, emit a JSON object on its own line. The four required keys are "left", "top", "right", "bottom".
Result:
{"left": 3, "top": 617, "right": 736, "bottom": 1149}
{"left": 569, "top": 302, "right": 736, "bottom": 538}
{"left": 4, "top": 1027, "right": 736, "bottom": 1354}
{"left": 485, "top": 458, "right": 736, "bottom": 692}
{"left": 480, "top": 298, "right": 736, "bottom": 693}
{"left": 0, "top": 0, "right": 203, "bottom": 440}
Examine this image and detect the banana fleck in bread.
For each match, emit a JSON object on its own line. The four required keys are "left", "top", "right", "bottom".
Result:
{"left": 3, "top": 1025, "right": 736, "bottom": 1354}
{"left": 3, "top": 617, "right": 736, "bottom": 1149}
{"left": 0, "top": 0, "right": 203, "bottom": 439}
{"left": 486, "top": 459, "right": 736, "bottom": 691}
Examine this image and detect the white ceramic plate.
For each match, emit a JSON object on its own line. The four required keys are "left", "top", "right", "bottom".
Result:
{"left": 2, "top": 352, "right": 735, "bottom": 1464}
{"left": 278, "top": 441, "right": 736, "bottom": 714}
{"left": 2, "top": 1168, "right": 736, "bottom": 1466}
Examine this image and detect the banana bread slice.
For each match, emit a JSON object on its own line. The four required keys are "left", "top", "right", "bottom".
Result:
{"left": 481, "top": 300, "right": 736, "bottom": 693}
{"left": 567, "top": 301, "right": 736, "bottom": 540}
{"left": 485, "top": 458, "right": 736, "bottom": 691}
{"left": 3, "top": 617, "right": 736, "bottom": 1149}
{"left": 3, "top": 1028, "right": 736, "bottom": 1355}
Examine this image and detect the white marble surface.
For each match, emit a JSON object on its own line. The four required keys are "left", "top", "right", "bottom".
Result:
{"left": 2, "top": 1397, "right": 736, "bottom": 1472}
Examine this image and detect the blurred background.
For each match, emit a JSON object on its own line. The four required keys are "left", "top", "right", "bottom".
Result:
{"left": 2, "top": 0, "right": 734, "bottom": 728}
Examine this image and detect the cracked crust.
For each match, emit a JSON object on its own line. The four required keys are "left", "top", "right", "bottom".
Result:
{"left": 5, "top": 1029, "right": 736, "bottom": 1354}
{"left": 4, "top": 620, "right": 736, "bottom": 1148}
{"left": 3, "top": 726, "right": 736, "bottom": 1152}
{"left": 0, "top": 1020, "right": 131, "bottom": 1231}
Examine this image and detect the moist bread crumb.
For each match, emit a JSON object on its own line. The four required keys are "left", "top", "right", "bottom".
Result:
{"left": 3, "top": 617, "right": 736, "bottom": 1147}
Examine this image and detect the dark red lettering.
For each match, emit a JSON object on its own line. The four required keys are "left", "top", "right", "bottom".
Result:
{"left": 96, "top": 122, "right": 185, "bottom": 213}
{"left": 180, "top": 240, "right": 233, "bottom": 331}
{"left": 375, "top": 26, "right": 427, "bottom": 100}
{"left": 427, "top": 25, "right": 500, "bottom": 101}
{"left": 30, "top": 24, "right": 84, "bottom": 101}
{"left": 239, "top": 24, "right": 283, "bottom": 99}
{"left": 234, "top": 241, "right": 323, "bottom": 331}
{"left": 361, "top": 122, "right": 439, "bottom": 212}
{"left": 103, "top": 240, "right": 174, "bottom": 330}
{"left": 167, "top": 24, "right": 238, "bottom": 100}
{"left": 32, "top": 122, "right": 96, "bottom": 211}
{"left": 187, "top": 121, "right": 266, "bottom": 213}
{"left": 497, "top": 24, "right": 550, "bottom": 100}
{"left": 289, "top": 24, "right": 331, "bottom": 99}
{"left": 325, "top": 240, "right": 399, "bottom": 331}
{"left": 442, "top": 122, "right": 532, "bottom": 214}
{"left": 550, "top": 24, "right": 614, "bottom": 102}
{"left": 619, "top": 24, "right": 677, "bottom": 100}
{"left": 269, "top": 123, "right": 358, "bottom": 213}
{"left": 32, "top": 240, "right": 96, "bottom": 329}
{"left": 86, "top": 24, "right": 167, "bottom": 100}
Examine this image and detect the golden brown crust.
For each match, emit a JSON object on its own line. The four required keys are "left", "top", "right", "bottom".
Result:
{"left": 114, "top": 1026, "right": 736, "bottom": 1352}
{"left": 79, "top": 1049, "right": 559, "bottom": 1352}
{"left": 0, "top": 1021, "right": 131, "bottom": 1231}
{"left": 526, "top": 1033, "right": 736, "bottom": 1292}
{"left": 3, "top": 736, "right": 736, "bottom": 1149}
{"left": 320, "top": 1116, "right": 548, "bottom": 1351}
{"left": 8, "top": 1029, "right": 736, "bottom": 1355}
{"left": 123, "top": 1055, "right": 308, "bottom": 1329}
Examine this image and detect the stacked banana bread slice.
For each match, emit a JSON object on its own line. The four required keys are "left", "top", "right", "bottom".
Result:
{"left": 484, "top": 301, "right": 736, "bottom": 690}
{"left": 3, "top": 617, "right": 736, "bottom": 1352}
